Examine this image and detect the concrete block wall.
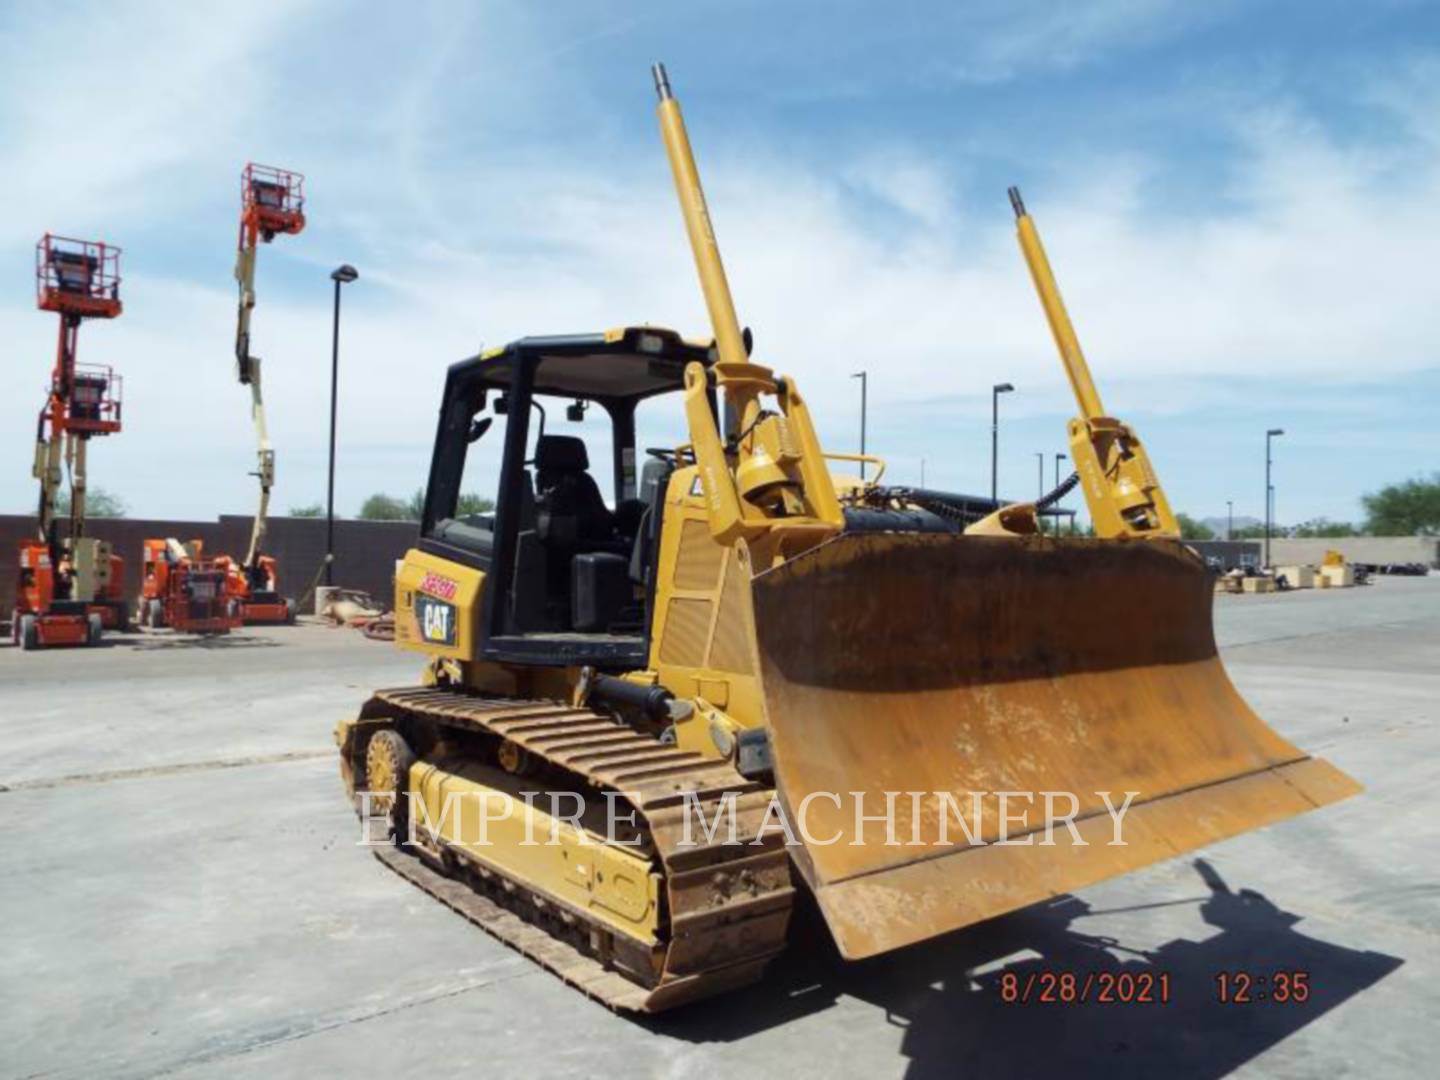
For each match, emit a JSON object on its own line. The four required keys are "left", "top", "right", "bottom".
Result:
{"left": 1269, "top": 536, "right": 1439, "bottom": 568}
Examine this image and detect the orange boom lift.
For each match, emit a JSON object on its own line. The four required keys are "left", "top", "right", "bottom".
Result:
{"left": 137, "top": 538, "right": 239, "bottom": 634}
{"left": 221, "top": 163, "right": 305, "bottom": 625}
{"left": 13, "top": 236, "right": 127, "bottom": 650}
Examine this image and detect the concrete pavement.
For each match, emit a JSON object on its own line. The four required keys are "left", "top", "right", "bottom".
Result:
{"left": 1, "top": 579, "right": 1435, "bottom": 1078}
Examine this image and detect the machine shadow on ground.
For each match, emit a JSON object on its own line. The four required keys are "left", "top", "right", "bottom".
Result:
{"left": 0, "top": 631, "right": 284, "bottom": 652}
{"left": 648, "top": 859, "right": 1402, "bottom": 1078}
{"left": 104, "top": 632, "right": 284, "bottom": 651}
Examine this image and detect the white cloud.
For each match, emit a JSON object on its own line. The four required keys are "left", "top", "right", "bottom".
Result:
{"left": 923, "top": 0, "right": 1235, "bottom": 85}
{"left": 0, "top": 1, "right": 322, "bottom": 247}
{"left": 0, "top": 5, "right": 1435, "bottom": 523}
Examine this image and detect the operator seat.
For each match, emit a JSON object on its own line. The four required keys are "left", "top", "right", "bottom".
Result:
{"left": 534, "top": 435, "right": 614, "bottom": 543}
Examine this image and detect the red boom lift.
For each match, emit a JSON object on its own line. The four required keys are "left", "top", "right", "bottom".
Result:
{"left": 224, "top": 163, "right": 305, "bottom": 625}
{"left": 12, "top": 236, "right": 127, "bottom": 650}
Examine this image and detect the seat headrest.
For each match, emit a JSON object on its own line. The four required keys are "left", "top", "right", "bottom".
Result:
{"left": 536, "top": 435, "right": 589, "bottom": 473}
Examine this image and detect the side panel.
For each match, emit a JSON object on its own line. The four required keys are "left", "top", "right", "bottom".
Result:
{"left": 394, "top": 547, "right": 485, "bottom": 661}
{"left": 648, "top": 467, "right": 764, "bottom": 751}
{"left": 69, "top": 538, "right": 112, "bottom": 603}
{"left": 15, "top": 541, "right": 54, "bottom": 615}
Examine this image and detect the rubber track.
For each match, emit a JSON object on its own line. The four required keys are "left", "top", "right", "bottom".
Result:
{"left": 365, "top": 686, "right": 796, "bottom": 1012}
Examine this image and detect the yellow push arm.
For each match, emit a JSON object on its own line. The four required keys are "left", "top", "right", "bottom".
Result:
{"left": 1009, "top": 187, "right": 1178, "bottom": 540}
{"left": 652, "top": 63, "right": 841, "bottom": 548}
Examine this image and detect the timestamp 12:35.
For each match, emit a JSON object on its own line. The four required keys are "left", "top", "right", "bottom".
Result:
{"left": 1215, "top": 970, "right": 1312, "bottom": 1004}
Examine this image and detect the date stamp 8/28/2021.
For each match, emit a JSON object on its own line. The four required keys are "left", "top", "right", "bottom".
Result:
{"left": 996, "top": 970, "right": 1315, "bottom": 1005}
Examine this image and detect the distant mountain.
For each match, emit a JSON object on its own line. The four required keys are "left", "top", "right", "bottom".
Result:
{"left": 1200, "top": 514, "right": 1262, "bottom": 536}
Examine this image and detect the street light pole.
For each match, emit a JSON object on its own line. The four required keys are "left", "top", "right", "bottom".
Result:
{"left": 1035, "top": 452, "right": 1044, "bottom": 502}
{"left": 1265, "top": 428, "right": 1284, "bottom": 569}
{"left": 326, "top": 264, "right": 359, "bottom": 586}
{"left": 1053, "top": 452, "right": 1067, "bottom": 536}
{"left": 991, "top": 382, "right": 1014, "bottom": 505}
{"left": 920, "top": 457, "right": 926, "bottom": 488}
{"left": 1227, "top": 499, "right": 1234, "bottom": 542}
{"left": 851, "top": 371, "right": 867, "bottom": 480}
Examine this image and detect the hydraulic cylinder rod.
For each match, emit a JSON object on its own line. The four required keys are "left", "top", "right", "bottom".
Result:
{"left": 1009, "top": 187, "right": 1106, "bottom": 421}
{"left": 1009, "top": 187, "right": 1178, "bottom": 539}
{"left": 652, "top": 63, "right": 841, "bottom": 548}
{"left": 653, "top": 65, "right": 765, "bottom": 403}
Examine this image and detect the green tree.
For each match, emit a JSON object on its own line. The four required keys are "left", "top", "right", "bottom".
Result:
{"left": 1292, "top": 517, "right": 1358, "bottom": 538}
{"left": 55, "top": 487, "right": 127, "bottom": 517}
{"left": 457, "top": 492, "right": 496, "bottom": 517}
{"left": 1362, "top": 473, "right": 1440, "bottom": 535}
{"left": 1231, "top": 524, "right": 1269, "bottom": 540}
{"left": 358, "top": 493, "right": 412, "bottom": 521}
{"left": 288, "top": 503, "right": 324, "bottom": 518}
{"left": 361, "top": 490, "right": 495, "bottom": 522}
{"left": 1175, "top": 512, "right": 1215, "bottom": 540}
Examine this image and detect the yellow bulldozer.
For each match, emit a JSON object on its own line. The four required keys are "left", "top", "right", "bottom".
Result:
{"left": 335, "top": 64, "right": 1358, "bottom": 1011}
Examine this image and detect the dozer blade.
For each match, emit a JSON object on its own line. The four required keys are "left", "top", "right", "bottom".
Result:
{"left": 750, "top": 533, "right": 1359, "bottom": 959}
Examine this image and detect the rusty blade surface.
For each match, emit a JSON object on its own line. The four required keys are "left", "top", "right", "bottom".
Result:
{"left": 750, "top": 533, "right": 1360, "bottom": 959}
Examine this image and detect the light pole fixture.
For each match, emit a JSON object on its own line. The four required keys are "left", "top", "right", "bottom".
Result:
{"left": 1053, "top": 452, "right": 1067, "bottom": 535}
{"left": 1265, "top": 428, "right": 1284, "bottom": 568}
{"left": 851, "top": 371, "right": 867, "bottom": 480}
{"left": 326, "top": 264, "right": 359, "bottom": 586}
{"left": 990, "top": 382, "right": 1014, "bottom": 505}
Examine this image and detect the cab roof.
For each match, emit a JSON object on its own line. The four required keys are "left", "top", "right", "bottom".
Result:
{"left": 454, "top": 325, "right": 716, "bottom": 403}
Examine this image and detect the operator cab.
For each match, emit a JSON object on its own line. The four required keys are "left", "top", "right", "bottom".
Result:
{"left": 419, "top": 326, "right": 716, "bottom": 668}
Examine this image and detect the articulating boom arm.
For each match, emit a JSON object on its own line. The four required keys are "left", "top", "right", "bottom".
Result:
{"left": 33, "top": 401, "right": 63, "bottom": 552}
{"left": 1008, "top": 187, "right": 1178, "bottom": 540}
{"left": 33, "top": 318, "right": 79, "bottom": 552}
{"left": 652, "top": 63, "right": 842, "bottom": 554}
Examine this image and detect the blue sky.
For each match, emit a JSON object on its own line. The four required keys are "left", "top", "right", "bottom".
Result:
{"left": 1, "top": 0, "right": 1436, "bottom": 528}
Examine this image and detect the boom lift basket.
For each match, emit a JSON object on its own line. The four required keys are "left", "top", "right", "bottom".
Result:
{"left": 36, "top": 235, "right": 121, "bottom": 318}
{"left": 65, "top": 365, "right": 122, "bottom": 434}
{"left": 241, "top": 163, "right": 305, "bottom": 241}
